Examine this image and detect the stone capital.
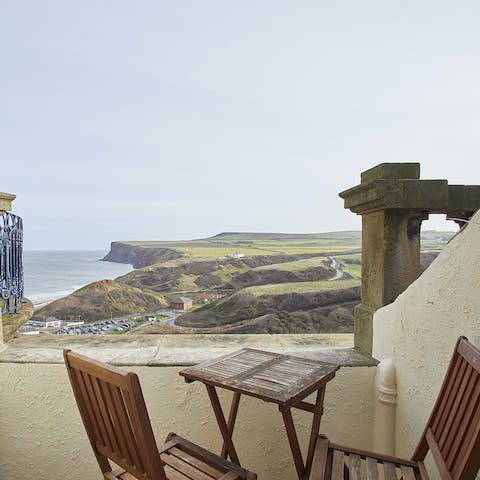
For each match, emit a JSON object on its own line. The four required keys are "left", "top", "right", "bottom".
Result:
{"left": 340, "top": 179, "right": 448, "bottom": 215}
{"left": 0, "top": 192, "right": 16, "bottom": 214}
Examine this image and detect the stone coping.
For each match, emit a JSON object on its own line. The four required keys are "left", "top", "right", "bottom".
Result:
{"left": 0, "top": 333, "right": 377, "bottom": 367}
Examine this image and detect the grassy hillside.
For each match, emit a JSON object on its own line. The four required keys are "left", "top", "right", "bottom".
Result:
{"left": 244, "top": 278, "right": 360, "bottom": 296}
{"left": 174, "top": 286, "right": 360, "bottom": 333}
{"left": 36, "top": 279, "right": 168, "bottom": 322}
{"left": 116, "top": 253, "right": 339, "bottom": 294}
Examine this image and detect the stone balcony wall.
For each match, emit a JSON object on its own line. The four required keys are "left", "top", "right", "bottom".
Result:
{"left": 0, "top": 334, "right": 375, "bottom": 480}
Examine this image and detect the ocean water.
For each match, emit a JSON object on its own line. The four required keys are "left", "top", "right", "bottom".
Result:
{"left": 23, "top": 250, "right": 134, "bottom": 305}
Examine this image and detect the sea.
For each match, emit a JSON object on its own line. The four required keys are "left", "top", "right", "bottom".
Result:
{"left": 23, "top": 250, "right": 134, "bottom": 306}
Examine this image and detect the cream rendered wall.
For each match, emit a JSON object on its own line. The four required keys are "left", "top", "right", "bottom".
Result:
{"left": 0, "top": 362, "right": 375, "bottom": 480}
{"left": 373, "top": 210, "right": 480, "bottom": 459}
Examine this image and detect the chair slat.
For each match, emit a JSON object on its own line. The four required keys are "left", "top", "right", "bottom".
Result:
{"left": 417, "top": 462, "right": 430, "bottom": 480}
{"left": 350, "top": 454, "right": 361, "bottom": 480}
{"left": 366, "top": 457, "right": 378, "bottom": 480}
{"left": 438, "top": 360, "right": 470, "bottom": 452}
{"left": 71, "top": 368, "right": 104, "bottom": 446}
{"left": 104, "top": 382, "right": 135, "bottom": 466}
{"left": 434, "top": 357, "right": 468, "bottom": 441}
{"left": 114, "top": 390, "right": 144, "bottom": 465}
{"left": 383, "top": 462, "right": 397, "bottom": 480}
{"left": 425, "top": 429, "right": 452, "bottom": 480}
{"left": 310, "top": 436, "right": 330, "bottom": 480}
{"left": 122, "top": 379, "right": 165, "bottom": 479}
{"left": 452, "top": 394, "right": 480, "bottom": 480}
{"left": 164, "top": 465, "right": 191, "bottom": 480}
{"left": 168, "top": 447, "right": 224, "bottom": 478}
{"left": 458, "top": 338, "right": 480, "bottom": 374}
{"left": 83, "top": 372, "right": 112, "bottom": 451}
{"left": 430, "top": 353, "right": 460, "bottom": 436}
{"left": 160, "top": 452, "right": 215, "bottom": 480}
{"left": 331, "top": 450, "right": 345, "bottom": 480}
{"left": 445, "top": 370, "right": 480, "bottom": 467}
{"left": 164, "top": 433, "right": 251, "bottom": 478}
{"left": 92, "top": 376, "right": 122, "bottom": 457}
{"left": 400, "top": 465, "right": 417, "bottom": 480}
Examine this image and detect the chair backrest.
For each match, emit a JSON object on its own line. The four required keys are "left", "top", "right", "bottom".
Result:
{"left": 64, "top": 349, "right": 167, "bottom": 480}
{"left": 412, "top": 336, "right": 480, "bottom": 480}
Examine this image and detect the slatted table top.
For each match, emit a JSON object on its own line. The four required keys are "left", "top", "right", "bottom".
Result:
{"left": 180, "top": 348, "right": 339, "bottom": 407}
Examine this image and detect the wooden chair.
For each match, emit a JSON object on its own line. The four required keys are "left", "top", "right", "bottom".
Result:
{"left": 310, "top": 336, "right": 480, "bottom": 480}
{"left": 64, "top": 349, "right": 257, "bottom": 480}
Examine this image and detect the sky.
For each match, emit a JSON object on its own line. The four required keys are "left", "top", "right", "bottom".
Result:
{"left": 1, "top": 1, "right": 480, "bottom": 250}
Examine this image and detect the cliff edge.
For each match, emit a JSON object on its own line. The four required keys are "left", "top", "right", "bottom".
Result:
{"left": 103, "top": 242, "right": 182, "bottom": 268}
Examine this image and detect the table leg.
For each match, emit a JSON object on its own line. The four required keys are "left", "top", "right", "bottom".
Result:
{"left": 281, "top": 408, "right": 305, "bottom": 480}
{"left": 221, "top": 391, "right": 241, "bottom": 459}
{"left": 305, "top": 387, "right": 326, "bottom": 478}
{"left": 205, "top": 384, "right": 241, "bottom": 466}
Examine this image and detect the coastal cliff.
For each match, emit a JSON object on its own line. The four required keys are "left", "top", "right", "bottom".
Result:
{"left": 103, "top": 242, "right": 182, "bottom": 268}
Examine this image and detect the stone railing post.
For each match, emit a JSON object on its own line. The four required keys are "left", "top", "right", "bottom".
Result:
{"left": 340, "top": 163, "right": 480, "bottom": 355}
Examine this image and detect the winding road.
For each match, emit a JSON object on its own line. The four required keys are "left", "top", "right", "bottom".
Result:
{"left": 328, "top": 256, "right": 345, "bottom": 281}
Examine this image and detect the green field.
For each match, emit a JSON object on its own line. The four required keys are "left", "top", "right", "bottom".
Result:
{"left": 244, "top": 278, "right": 360, "bottom": 296}
{"left": 255, "top": 257, "right": 330, "bottom": 272}
{"left": 175, "top": 246, "right": 275, "bottom": 257}
{"left": 120, "top": 232, "right": 362, "bottom": 259}
{"left": 336, "top": 254, "right": 362, "bottom": 278}
{"left": 343, "top": 263, "right": 361, "bottom": 278}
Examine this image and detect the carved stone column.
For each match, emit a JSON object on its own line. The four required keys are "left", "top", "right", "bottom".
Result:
{"left": 340, "top": 164, "right": 449, "bottom": 354}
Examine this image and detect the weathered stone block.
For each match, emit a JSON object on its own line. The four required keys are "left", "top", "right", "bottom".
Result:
{"left": 0, "top": 192, "right": 16, "bottom": 213}
{"left": 360, "top": 163, "right": 420, "bottom": 184}
{"left": 354, "top": 303, "right": 376, "bottom": 354}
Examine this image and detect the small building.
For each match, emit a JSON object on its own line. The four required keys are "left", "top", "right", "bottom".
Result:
{"left": 228, "top": 252, "right": 245, "bottom": 260}
{"left": 169, "top": 297, "right": 193, "bottom": 311}
{"left": 28, "top": 316, "right": 62, "bottom": 328}
{"left": 193, "top": 292, "right": 227, "bottom": 302}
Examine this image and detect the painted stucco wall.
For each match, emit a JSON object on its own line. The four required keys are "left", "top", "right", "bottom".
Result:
{"left": 0, "top": 362, "right": 375, "bottom": 480}
{"left": 373, "top": 209, "right": 480, "bottom": 459}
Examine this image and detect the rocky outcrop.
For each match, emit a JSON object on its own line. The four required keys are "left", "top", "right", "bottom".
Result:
{"left": 103, "top": 242, "right": 182, "bottom": 268}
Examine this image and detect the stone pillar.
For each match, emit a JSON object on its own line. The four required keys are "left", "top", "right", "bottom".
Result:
{"left": 340, "top": 164, "right": 449, "bottom": 354}
{"left": 355, "top": 209, "right": 429, "bottom": 353}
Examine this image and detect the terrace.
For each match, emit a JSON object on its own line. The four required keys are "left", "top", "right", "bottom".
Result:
{"left": 1, "top": 164, "right": 480, "bottom": 479}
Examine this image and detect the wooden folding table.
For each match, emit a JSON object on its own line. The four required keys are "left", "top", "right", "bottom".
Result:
{"left": 179, "top": 348, "right": 339, "bottom": 480}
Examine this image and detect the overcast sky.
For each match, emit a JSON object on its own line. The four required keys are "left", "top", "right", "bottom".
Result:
{"left": 2, "top": 1, "right": 480, "bottom": 250}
